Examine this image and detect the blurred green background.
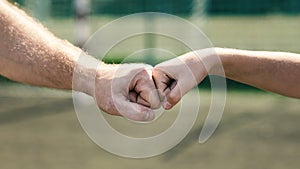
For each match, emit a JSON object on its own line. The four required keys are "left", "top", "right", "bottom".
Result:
{"left": 1, "top": 0, "right": 300, "bottom": 169}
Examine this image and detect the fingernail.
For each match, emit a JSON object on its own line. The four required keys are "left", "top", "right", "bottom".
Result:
{"left": 164, "top": 102, "right": 172, "bottom": 110}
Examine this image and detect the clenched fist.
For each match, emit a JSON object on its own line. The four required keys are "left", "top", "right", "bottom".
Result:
{"left": 153, "top": 51, "right": 209, "bottom": 110}
{"left": 94, "top": 63, "right": 161, "bottom": 121}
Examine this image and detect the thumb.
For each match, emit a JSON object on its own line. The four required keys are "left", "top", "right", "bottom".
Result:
{"left": 163, "top": 78, "right": 196, "bottom": 110}
{"left": 115, "top": 97, "right": 155, "bottom": 121}
{"left": 152, "top": 67, "right": 173, "bottom": 100}
{"left": 163, "top": 83, "right": 181, "bottom": 110}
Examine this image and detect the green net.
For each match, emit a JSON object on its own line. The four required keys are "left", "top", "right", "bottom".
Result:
{"left": 13, "top": 0, "right": 300, "bottom": 17}
{"left": 2, "top": 0, "right": 300, "bottom": 90}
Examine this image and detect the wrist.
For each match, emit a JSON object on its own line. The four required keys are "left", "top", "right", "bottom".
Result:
{"left": 178, "top": 48, "right": 221, "bottom": 83}
{"left": 178, "top": 51, "right": 208, "bottom": 83}
{"left": 194, "top": 48, "right": 227, "bottom": 76}
{"left": 72, "top": 55, "right": 103, "bottom": 96}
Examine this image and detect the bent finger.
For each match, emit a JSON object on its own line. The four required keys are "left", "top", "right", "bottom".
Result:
{"left": 116, "top": 99, "right": 155, "bottom": 121}
{"left": 134, "top": 74, "right": 161, "bottom": 109}
{"left": 163, "top": 84, "right": 182, "bottom": 110}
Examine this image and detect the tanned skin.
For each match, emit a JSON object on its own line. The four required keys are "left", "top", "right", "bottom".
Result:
{"left": 0, "top": 0, "right": 160, "bottom": 121}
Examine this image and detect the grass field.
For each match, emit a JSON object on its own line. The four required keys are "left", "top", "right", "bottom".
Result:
{"left": 0, "top": 15, "right": 300, "bottom": 169}
{"left": 39, "top": 15, "right": 300, "bottom": 68}
{"left": 44, "top": 15, "right": 300, "bottom": 57}
{"left": 0, "top": 84, "right": 300, "bottom": 169}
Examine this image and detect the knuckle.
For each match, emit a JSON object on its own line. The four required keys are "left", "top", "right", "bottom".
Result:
{"left": 136, "top": 69, "right": 151, "bottom": 81}
{"left": 153, "top": 67, "right": 164, "bottom": 75}
{"left": 139, "top": 68, "right": 148, "bottom": 75}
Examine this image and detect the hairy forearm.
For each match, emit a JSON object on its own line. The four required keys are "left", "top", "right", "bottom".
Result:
{"left": 214, "top": 48, "right": 300, "bottom": 98}
{"left": 0, "top": 0, "right": 83, "bottom": 89}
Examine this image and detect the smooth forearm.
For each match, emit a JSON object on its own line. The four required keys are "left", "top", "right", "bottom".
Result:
{"left": 214, "top": 48, "right": 300, "bottom": 98}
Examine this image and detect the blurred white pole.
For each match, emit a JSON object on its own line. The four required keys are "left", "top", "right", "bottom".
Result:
{"left": 74, "top": 0, "right": 91, "bottom": 48}
{"left": 143, "top": 1, "right": 156, "bottom": 65}
{"left": 191, "top": 0, "right": 208, "bottom": 27}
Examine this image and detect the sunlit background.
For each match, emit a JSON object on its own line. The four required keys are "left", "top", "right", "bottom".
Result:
{"left": 1, "top": 0, "right": 300, "bottom": 168}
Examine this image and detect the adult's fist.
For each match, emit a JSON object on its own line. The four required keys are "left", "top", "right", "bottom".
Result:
{"left": 94, "top": 63, "right": 161, "bottom": 121}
